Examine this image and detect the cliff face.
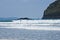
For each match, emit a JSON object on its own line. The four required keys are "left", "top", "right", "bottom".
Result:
{"left": 42, "top": 0, "right": 60, "bottom": 19}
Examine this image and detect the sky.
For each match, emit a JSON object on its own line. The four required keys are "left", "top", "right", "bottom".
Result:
{"left": 0, "top": 0, "right": 56, "bottom": 18}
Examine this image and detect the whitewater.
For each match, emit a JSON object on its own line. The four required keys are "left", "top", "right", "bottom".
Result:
{"left": 0, "top": 20, "right": 60, "bottom": 31}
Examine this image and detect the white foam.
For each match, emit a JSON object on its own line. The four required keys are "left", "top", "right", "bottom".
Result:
{"left": 0, "top": 27, "right": 60, "bottom": 31}
{"left": 0, "top": 20, "right": 60, "bottom": 31}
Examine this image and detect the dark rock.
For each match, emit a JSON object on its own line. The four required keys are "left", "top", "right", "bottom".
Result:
{"left": 42, "top": 0, "right": 60, "bottom": 19}
{"left": 17, "top": 17, "right": 32, "bottom": 20}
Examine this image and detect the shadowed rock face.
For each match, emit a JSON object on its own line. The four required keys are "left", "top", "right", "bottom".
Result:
{"left": 42, "top": 0, "right": 60, "bottom": 19}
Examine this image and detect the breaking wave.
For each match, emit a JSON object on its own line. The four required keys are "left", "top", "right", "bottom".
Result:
{"left": 0, "top": 20, "right": 60, "bottom": 31}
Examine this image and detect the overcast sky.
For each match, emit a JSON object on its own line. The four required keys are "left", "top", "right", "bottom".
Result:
{"left": 0, "top": 0, "right": 55, "bottom": 18}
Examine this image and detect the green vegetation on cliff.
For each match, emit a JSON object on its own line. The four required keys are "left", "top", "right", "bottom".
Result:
{"left": 42, "top": 0, "right": 60, "bottom": 19}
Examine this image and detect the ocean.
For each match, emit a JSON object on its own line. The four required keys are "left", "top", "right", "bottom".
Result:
{"left": 0, "top": 20, "right": 60, "bottom": 40}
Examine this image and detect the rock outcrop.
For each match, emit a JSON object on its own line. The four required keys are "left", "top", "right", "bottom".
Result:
{"left": 17, "top": 17, "right": 32, "bottom": 20}
{"left": 42, "top": 0, "right": 60, "bottom": 19}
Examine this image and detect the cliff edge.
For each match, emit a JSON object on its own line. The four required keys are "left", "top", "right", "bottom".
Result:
{"left": 42, "top": 0, "right": 60, "bottom": 19}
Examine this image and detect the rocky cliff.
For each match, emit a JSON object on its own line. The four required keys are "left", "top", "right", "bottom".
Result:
{"left": 42, "top": 0, "right": 60, "bottom": 19}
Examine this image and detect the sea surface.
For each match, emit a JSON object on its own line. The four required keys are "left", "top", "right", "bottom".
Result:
{"left": 0, "top": 20, "right": 60, "bottom": 40}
